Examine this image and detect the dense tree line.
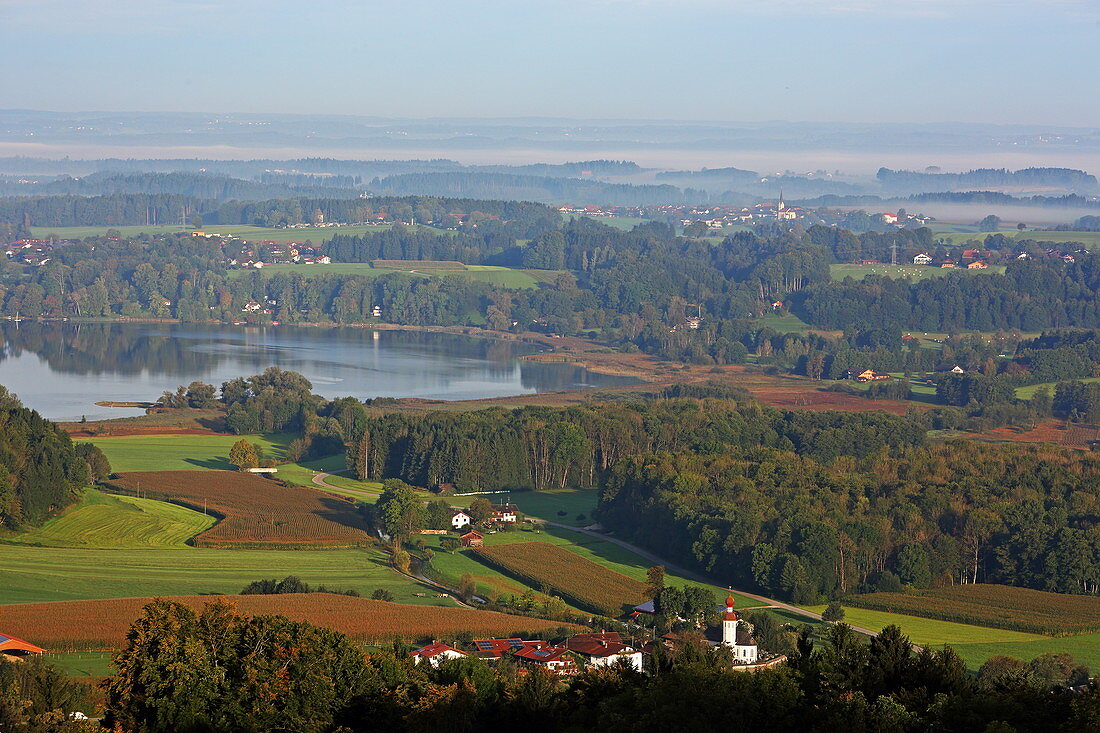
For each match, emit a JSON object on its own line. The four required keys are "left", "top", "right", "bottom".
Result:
{"left": 369, "top": 171, "right": 701, "bottom": 206}
{"left": 343, "top": 399, "right": 923, "bottom": 492}
{"left": 0, "top": 386, "right": 93, "bottom": 529}
{"left": 1, "top": 192, "right": 560, "bottom": 230}
{"left": 100, "top": 598, "right": 1100, "bottom": 733}
{"left": 598, "top": 441, "right": 1100, "bottom": 602}
{"left": 0, "top": 171, "right": 359, "bottom": 200}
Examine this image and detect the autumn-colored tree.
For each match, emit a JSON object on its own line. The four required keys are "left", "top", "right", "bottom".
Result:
{"left": 228, "top": 439, "right": 259, "bottom": 471}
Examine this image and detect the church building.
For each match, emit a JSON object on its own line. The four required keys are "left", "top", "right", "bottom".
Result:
{"left": 721, "top": 594, "right": 758, "bottom": 664}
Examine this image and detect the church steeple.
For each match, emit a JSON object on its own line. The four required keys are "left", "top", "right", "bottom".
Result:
{"left": 777, "top": 191, "right": 785, "bottom": 220}
{"left": 722, "top": 594, "right": 738, "bottom": 645}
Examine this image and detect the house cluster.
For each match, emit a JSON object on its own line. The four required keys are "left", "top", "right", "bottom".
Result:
{"left": 1017, "top": 247, "right": 1089, "bottom": 264}
{"left": 241, "top": 298, "right": 278, "bottom": 315}
{"left": 442, "top": 503, "right": 521, "bottom": 548}
{"left": 229, "top": 241, "right": 331, "bottom": 269}
{"left": 911, "top": 248, "right": 990, "bottom": 269}
{"left": 879, "top": 212, "right": 933, "bottom": 227}
{"left": 411, "top": 631, "right": 644, "bottom": 675}
{"left": 3, "top": 238, "right": 74, "bottom": 267}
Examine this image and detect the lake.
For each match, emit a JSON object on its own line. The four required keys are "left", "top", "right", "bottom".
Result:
{"left": 0, "top": 322, "right": 636, "bottom": 421}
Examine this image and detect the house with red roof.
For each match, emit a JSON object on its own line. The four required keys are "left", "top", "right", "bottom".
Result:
{"left": 565, "top": 631, "right": 643, "bottom": 671}
{"left": 470, "top": 638, "right": 544, "bottom": 662}
{"left": 0, "top": 633, "right": 45, "bottom": 662}
{"left": 511, "top": 643, "right": 580, "bottom": 676}
{"left": 461, "top": 530, "right": 484, "bottom": 548}
{"left": 410, "top": 642, "right": 468, "bottom": 668}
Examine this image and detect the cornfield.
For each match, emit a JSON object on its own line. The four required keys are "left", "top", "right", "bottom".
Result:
{"left": 848, "top": 584, "right": 1100, "bottom": 636}
{"left": 105, "top": 471, "right": 372, "bottom": 547}
{"left": 473, "top": 542, "right": 647, "bottom": 617}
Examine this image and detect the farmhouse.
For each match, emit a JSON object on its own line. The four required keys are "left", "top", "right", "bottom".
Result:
{"left": 512, "top": 643, "right": 580, "bottom": 677}
{"left": 565, "top": 632, "right": 643, "bottom": 671}
{"left": 940, "top": 260, "right": 956, "bottom": 269}
{"left": 912, "top": 253, "right": 932, "bottom": 265}
{"left": 489, "top": 503, "right": 519, "bottom": 523}
{"left": 0, "top": 633, "right": 44, "bottom": 662}
{"left": 853, "top": 369, "right": 890, "bottom": 383}
{"left": 967, "top": 261, "right": 988, "bottom": 269}
{"left": 451, "top": 510, "right": 472, "bottom": 530}
{"left": 461, "top": 530, "right": 484, "bottom": 548}
{"left": 410, "top": 643, "right": 468, "bottom": 668}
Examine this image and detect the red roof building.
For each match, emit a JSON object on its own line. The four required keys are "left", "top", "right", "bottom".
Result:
{"left": 0, "top": 633, "right": 45, "bottom": 660}
{"left": 470, "top": 638, "right": 544, "bottom": 661}
{"left": 565, "top": 632, "right": 643, "bottom": 670}
{"left": 410, "top": 642, "right": 468, "bottom": 668}
{"left": 512, "top": 644, "right": 580, "bottom": 676}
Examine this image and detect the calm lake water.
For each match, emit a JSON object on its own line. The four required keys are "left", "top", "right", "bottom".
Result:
{"left": 0, "top": 322, "right": 636, "bottom": 421}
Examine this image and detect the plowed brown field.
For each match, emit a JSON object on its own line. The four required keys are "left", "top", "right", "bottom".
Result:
{"left": 105, "top": 471, "right": 371, "bottom": 547}
{"left": 1, "top": 594, "right": 578, "bottom": 651}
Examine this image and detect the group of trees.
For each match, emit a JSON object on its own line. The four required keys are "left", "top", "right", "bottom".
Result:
{"left": 598, "top": 440, "right": 1100, "bottom": 603}
{"left": 343, "top": 399, "right": 923, "bottom": 492}
{"left": 98, "top": 598, "right": 1100, "bottom": 733}
{"left": 0, "top": 386, "right": 98, "bottom": 529}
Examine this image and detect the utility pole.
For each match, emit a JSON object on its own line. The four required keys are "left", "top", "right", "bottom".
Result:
{"left": 891, "top": 242, "right": 898, "bottom": 265}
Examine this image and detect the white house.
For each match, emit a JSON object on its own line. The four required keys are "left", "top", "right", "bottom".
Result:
{"left": 565, "top": 632, "right": 643, "bottom": 671}
{"left": 913, "top": 253, "right": 933, "bottom": 265}
{"left": 451, "top": 510, "right": 472, "bottom": 530}
{"left": 410, "top": 643, "right": 468, "bottom": 668}
{"left": 490, "top": 504, "right": 519, "bottom": 523}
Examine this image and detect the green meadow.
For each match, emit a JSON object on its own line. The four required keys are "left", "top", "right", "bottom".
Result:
{"left": 0, "top": 545, "right": 440, "bottom": 606}
{"left": 74, "top": 433, "right": 294, "bottom": 472}
{"left": 830, "top": 263, "right": 1006, "bottom": 282}
{"left": 2, "top": 489, "right": 214, "bottom": 549}
{"left": 228, "top": 262, "right": 561, "bottom": 290}
{"left": 1015, "top": 376, "right": 1100, "bottom": 399}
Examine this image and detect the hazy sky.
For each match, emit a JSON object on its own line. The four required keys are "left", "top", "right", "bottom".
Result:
{"left": 2, "top": 0, "right": 1098, "bottom": 125}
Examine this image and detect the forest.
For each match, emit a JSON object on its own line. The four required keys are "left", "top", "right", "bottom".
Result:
{"left": 0, "top": 386, "right": 96, "bottom": 529}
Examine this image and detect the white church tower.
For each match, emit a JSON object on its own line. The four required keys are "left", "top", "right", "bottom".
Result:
{"left": 721, "top": 594, "right": 758, "bottom": 664}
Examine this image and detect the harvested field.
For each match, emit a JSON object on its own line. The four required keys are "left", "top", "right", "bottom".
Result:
{"left": 847, "top": 584, "right": 1100, "bottom": 636}
{"left": 0, "top": 594, "right": 578, "bottom": 652}
{"left": 751, "top": 386, "right": 920, "bottom": 415}
{"left": 105, "top": 471, "right": 371, "bottom": 547}
{"left": 371, "top": 259, "right": 465, "bottom": 270}
{"left": 473, "top": 542, "right": 648, "bottom": 616}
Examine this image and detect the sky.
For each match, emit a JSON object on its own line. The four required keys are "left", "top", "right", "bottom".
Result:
{"left": 1, "top": 0, "right": 1098, "bottom": 125}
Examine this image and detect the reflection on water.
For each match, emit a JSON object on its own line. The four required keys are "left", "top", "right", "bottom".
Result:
{"left": 0, "top": 322, "right": 636, "bottom": 421}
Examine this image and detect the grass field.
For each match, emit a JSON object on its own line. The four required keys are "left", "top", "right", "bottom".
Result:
{"left": 105, "top": 470, "right": 372, "bottom": 547}
{"left": 0, "top": 545, "right": 439, "bottom": 606}
{"left": 2, "top": 489, "right": 214, "bottom": 548}
{"left": 1016, "top": 376, "right": 1100, "bottom": 399}
{"left": 753, "top": 312, "right": 813, "bottom": 333}
{"left": 804, "top": 605, "right": 1046, "bottom": 648}
{"left": 935, "top": 230, "right": 1100, "bottom": 247}
{"left": 1, "top": 594, "right": 577, "bottom": 653}
{"left": 43, "top": 652, "right": 115, "bottom": 679}
{"left": 75, "top": 432, "right": 294, "bottom": 472}
{"left": 951, "top": 632, "right": 1100, "bottom": 671}
{"left": 227, "top": 261, "right": 560, "bottom": 289}
{"left": 830, "top": 263, "right": 1006, "bottom": 282}
{"left": 847, "top": 585, "right": 1100, "bottom": 636}
{"left": 473, "top": 542, "right": 649, "bottom": 616}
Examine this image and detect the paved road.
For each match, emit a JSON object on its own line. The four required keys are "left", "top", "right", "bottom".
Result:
{"left": 311, "top": 469, "right": 382, "bottom": 501}
{"left": 540, "top": 519, "right": 881, "bottom": 638}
